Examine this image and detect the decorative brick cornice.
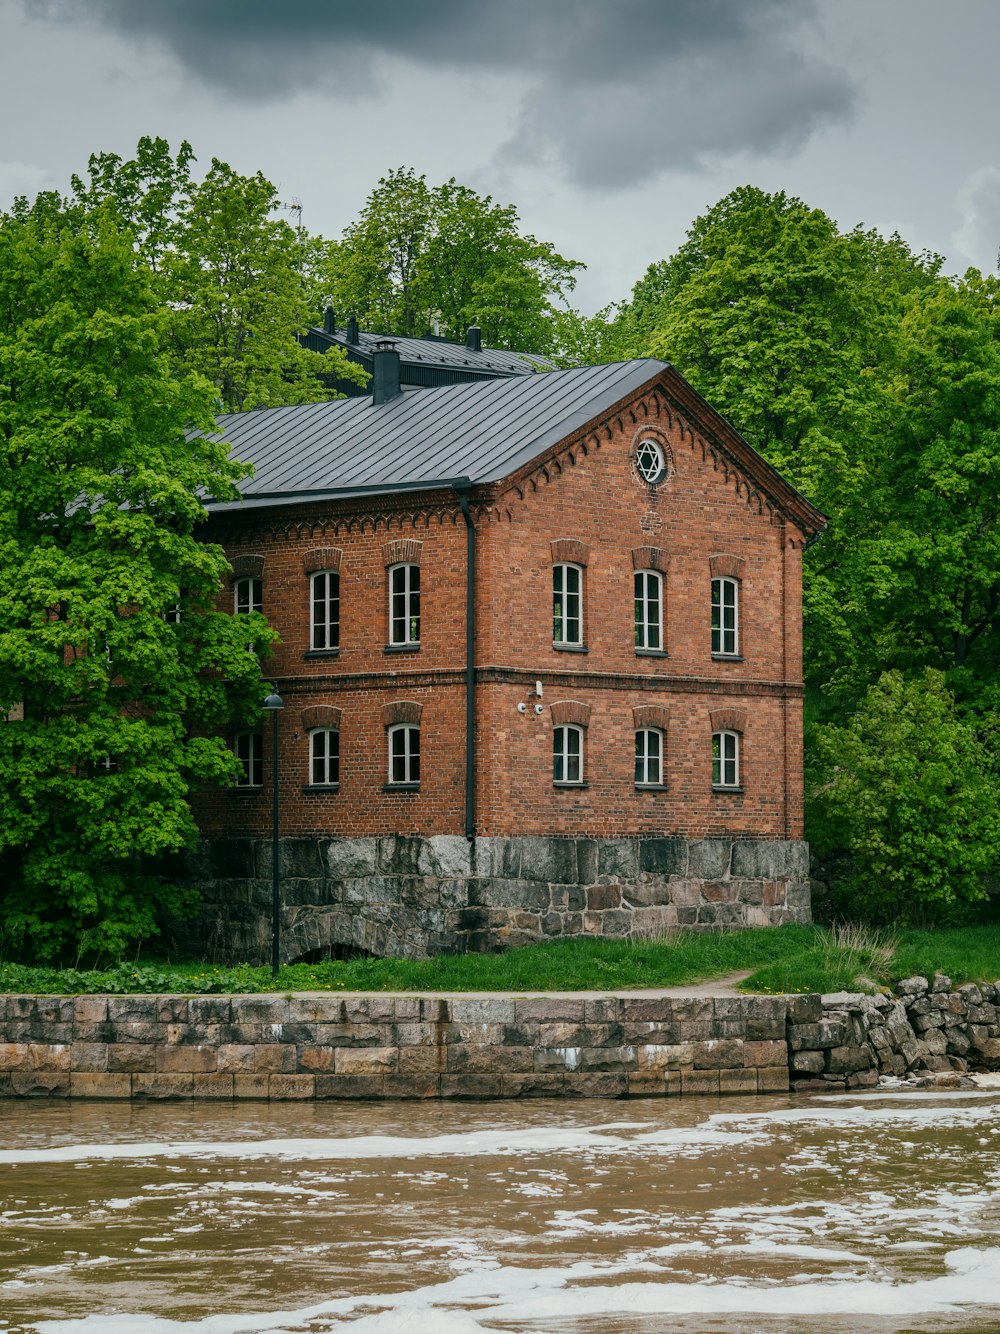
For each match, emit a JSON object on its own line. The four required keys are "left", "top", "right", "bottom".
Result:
{"left": 383, "top": 700, "right": 422, "bottom": 727}
{"left": 709, "top": 553, "right": 746, "bottom": 580}
{"left": 632, "top": 546, "right": 669, "bottom": 574}
{"left": 633, "top": 703, "right": 670, "bottom": 731}
{"left": 710, "top": 707, "right": 747, "bottom": 733}
{"left": 303, "top": 547, "right": 342, "bottom": 574}
{"left": 229, "top": 553, "right": 265, "bottom": 581}
{"left": 383, "top": 538, "right": 423, "bottom": 567}
{"left": 550, "top": 538, "right": 590, "bottom": 567}
{"left": 550, "top": 699, "right": 591, "bottom": 727}
{"left": 301, "top": 705, "right": 342, "bottom": 731}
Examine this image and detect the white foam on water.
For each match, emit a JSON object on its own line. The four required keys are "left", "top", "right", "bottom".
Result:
{"left": 27, "top": 1246, "right": 1000, "bottom": 1332}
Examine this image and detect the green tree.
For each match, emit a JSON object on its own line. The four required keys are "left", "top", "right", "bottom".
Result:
{"left": 320, "top": 167, "right": 583, "bottom": 352}
{"left": 808, "top": 671, "right": 1000, "bottom": 924}
{"left": 0, "top": 205, "right": 271, "bottom": 961}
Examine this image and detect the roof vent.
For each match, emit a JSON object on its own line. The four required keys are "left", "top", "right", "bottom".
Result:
{"left": 347, "top": 314, "right": 360, "bottom": 344}
{"left": 466, "top": 325, "right": 482, "bottom": 352}
{"left": 372, "top": 339, "right": 402, "bottom": 406}
{"left": 323, "top": 306, "right": 336, "bottom": 335}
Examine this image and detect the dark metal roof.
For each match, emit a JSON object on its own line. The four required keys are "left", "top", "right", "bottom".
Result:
{"left": 305, "top": 325, "right": 556, "bottom": 377}
{"left": 204, "top": 360, "right": 664, "bottom": 509}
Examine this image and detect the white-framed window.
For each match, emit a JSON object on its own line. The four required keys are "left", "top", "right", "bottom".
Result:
{"left": 234, "top": 731, "right": 262, "bottom": 787}
{"left": 635, "top": 728, "right": 664, "bottom": 786}
{"left": 234, "top": 576, "right": 262, "bottom": 616}
{"left": 712, "top": 730, "right": 740, "bottom": 789}
{"left": 553, "top": 563, "right": 583, "bottom": 646}
{"left": 635, "top": 438, "right": 667, "bottom": 484}
{"left": 388, "top": 723, "right": 420, "bottom": 784}
{"left": 311, "top": 571, "right": 340, "bottom": 650}
{"left": 634, "top": 570, "right": 663, "bottom": 651}
{"left": 712, "top": 576, "right": 739, "bottom": 656}
{"left": 553, "top": 723, "right": 584, "bottom": 785}
{"left": 163, "top": 603, "right": 182, "bottom": 625}
{"left": 389, "top": 564, "right": 420, "bottom": 646}
{"left": 310, "top": 728, "right": 340, "bottom": 786}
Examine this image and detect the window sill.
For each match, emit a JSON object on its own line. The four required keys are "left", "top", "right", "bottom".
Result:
{"left": 304, "top": 648, "right": 340, "bottom": 660}
{"left": 303, "top": 784, "right": 340, "bottom": 793}
{"left": 552, "top": 642, "right": 587, "bottom": 653}
{"left": 553, "top": 781, "right": 589, "bottom": 789}
{"left": 712, "top": 785, "right": 744, "bottom": 795}
{"left": 711, "top": 653, "right": 743, "bottom": 662}
{"left": 635, "top": 783, "right": 667, "bottom": 791}
{"left": 384, "top": 643, "right": 421, "bottom": 654}
{"left": 383, "top": 782, "right": 420, "bottom": 792}
{"left": 635, "top": 648, "right": 668, "bottom": 658}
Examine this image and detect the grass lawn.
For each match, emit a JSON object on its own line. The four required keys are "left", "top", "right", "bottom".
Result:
{"left": 0, "top": 922, "right": 997, "bottom": 995}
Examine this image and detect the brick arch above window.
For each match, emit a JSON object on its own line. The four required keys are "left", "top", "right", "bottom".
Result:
{"left": 383, "top": 700, "right": 422, "bottom": 727}
{"left": 631, "top": 546, "right": 669, "bottom": 574}
{"left": 633, "top": 703, "right": 670, "bottom": 731}
{"left": 709, "top": 553, "right": 746, "bottom": 580}
{"left": 303, "top": 547, "right": 342, "bottom": 574}
{"left": 301, "top": 704, "right": 342, "bottom": 732}
{"left": 383, "top": 538, "right": 423, "bottom": 567}
{"left": 230, "top": 553, "right": 265, "bottom": 582}
{"left": 550, "top": 538, "right": 590, "bottom": 567}
{"left": 710, "top": 707, "right": 747, "bottom": 733}
{"left": 550, "top": 699, "right": 591, "bottom": 728}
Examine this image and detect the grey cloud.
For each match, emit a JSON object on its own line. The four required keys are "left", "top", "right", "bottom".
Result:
{"left": 27, "top": 0, "right": 856, "bottom": 185}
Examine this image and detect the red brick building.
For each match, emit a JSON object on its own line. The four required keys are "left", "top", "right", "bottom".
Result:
{"left": 184, "top": 353, "right": 826, "bottom": 961}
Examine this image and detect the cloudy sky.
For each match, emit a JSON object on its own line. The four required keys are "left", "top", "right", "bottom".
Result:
{"left": 2, "top": 0, "right": 999, "bottom": 312}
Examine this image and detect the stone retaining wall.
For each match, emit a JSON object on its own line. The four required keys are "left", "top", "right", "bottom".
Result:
{"left": 176, "top": 834, "right": 811, "bottom": 963}
{"left": 0, "top": 991, "right": 791, "bottom": 1100}
{"left": 788, "top": 974, "right": 1000, "bottom": 1092}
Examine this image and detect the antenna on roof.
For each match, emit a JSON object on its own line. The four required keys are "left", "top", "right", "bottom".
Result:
{"left": 283, "top": 198, "right": 304, "bottom": 242}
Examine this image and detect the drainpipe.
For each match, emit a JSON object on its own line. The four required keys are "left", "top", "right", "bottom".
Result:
{"left": 451, "top": 477, "right": 476, "bottom": 841}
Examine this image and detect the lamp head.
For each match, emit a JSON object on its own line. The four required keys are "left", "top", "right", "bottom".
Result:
{"left": 262, "top": 691, "right": 285, "bottom": 711}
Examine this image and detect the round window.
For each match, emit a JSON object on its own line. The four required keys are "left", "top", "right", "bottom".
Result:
{"left": 635, "top": 438, "right": 666, "bottom": 484}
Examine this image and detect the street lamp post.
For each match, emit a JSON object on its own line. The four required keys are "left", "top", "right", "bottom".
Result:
{"left": 262, "top": 689, "right": 284, "bottom": 978}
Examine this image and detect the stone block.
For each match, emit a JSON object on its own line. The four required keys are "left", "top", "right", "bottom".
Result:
{"left": 398, "top": 1047, "right": 444, "bottom": 1074}
{"left": 562, "top": 1073, "right": 628, "bottom": 1099}
{"left": 416, "top": 835, "right": 472, "bottom": 878}
{"left": 193, "top": 1074, "right": 235, "bottom": 1099}
{"left": 584, "top": 998, "right": 623, "bottom": 1024}
{"left": 447, "top": 1045, "right": 533, "bottom": 1074}
{"left": 515, "top": 997, "right": 586, "bottom": 1023}
{"left": 730, "top": 839, "right": 808, "bottom": 879}
{"left": 11, "top": 1072, "right": 69, "bottom": 1097}
{"left": 440, "top": 1074, "right": 503, "bottom": 1098}
{"left": 111, "top": 1021, "right": 165, "bottom": 1045}
{"left": 701, "top": 880, "right": 737, "bottom": 903}
{"left": 501, "top": 1074, "right": 566, "bottom": 1098}
{"left": 735, "top": 880, "right": 764, "bottom": 905}
{"left": 743, "top": 1040, "right": 787, "bottom": 1068}
{"left": 189, "top": 998, "right": 232, "bottom": 1025}
{"left": 626, "top": 1072, "right": 667, "bottom": 1097}
{"left": 334, "top": 1046, "right": 398, "bottom": 1075}
{"left": 757, "top": 1066, "right": 791, "bottom": 1093}
{"left": 825, "top": 1045, "right": 874, "bottom": 1074}
{"left": 638, "top": 838, "right": 688, "bottom": 876}
{"left": 156, "top": 1045, "right": 218, "bottom": 1074}
{"left": 71, "top": 1072, "right": 133, "bottom": 1099}
{"left": 232, "top": 996, "right": 290, "bottom": 1024}
{"left": 297, "top": 1046, "right": 335, "bottom": 1073}
{"left": 787, "top": 1020, "right": 846, "bottom": 1051}
{"left": 587, "top": 885, "right": 623, "bottom": 911}
{"left": 449, "top": 999, "right": 516, "bottom": 1024}
{"left": 74, "top": 996, "right": 109, "bottom": 1025}
{"left": 156, "top": 998, "right": 189, "bottom": 1024}
{"left": 383, "top": 1074, "right": 441, "bottom": 1099}
{"left": 720, "top": 1068, "right": 758, "bottom": 1095}
{"left": 536, "top": 1023, "right": 621, "bottom": 1048}
{"left": 108, "top": 1045, "right": 156, "bottom": 1074}
{"left": 391, "top": 1022, "right": 439, "bottom": 1047}
{"left": 468, "top": 880, "right": 549, "bottom": 911}
{"left": 26, "top": 1044, "right": 69, "bottom": 1072}
{"left": 233, "top": 1074, "right": 271, "bottom": 1099}
{"left": 620, "top": 998, "right": 680, "bottom": 1023}
{"left": 637, "top": 1043, "right": 694, "bottom": 1069}
{"left": 518, "top": 836, "right": 580, "bottom": 884}
{"left": 107, "top": 997, "right": 158, "bottom": 1023}
{"left": 471, "top": 837, "right": 521, "bottom": 879}
{"left": 216, "top": 1044, "right": 256, "bottom": 1072}
{"left": 746, "top": 997, "right": 789, "bottom": 1040}
{"left": 680, "top": 1070, "right": 721, "bottom": 1096}
{"left": 692, "top": 1039, "right": 744, "bottom": 1069}
{"left": 340, "top": 998, "right": 396, "bottom": 1024}
{"left": 597, "top": 839, "right": 640, "bottom": 880}
{"left": 313, "top": 1074, "right": 385, "bottom": 1099}
{"left": 0, "top": 1043, "right": 31, "bottom": 1071}
{"left": 784, "top": 882, "right": 812, "bottom": 911}
{"left": 791, "top": 1049, "right": 825, "bottom": 1075}
{"left": 897, "top": 976, "right": 930, "bottom": 997}
{"left": 254, "top": 1044, "right": 297, "bottom": 1074}
{"left": 323, "top": 837, "right": 379, "bottom": 878}
{"left": 70, "top": 1042, "right": 109, "bottom": 1072}
{"left": 268, "top": 1074, "right": 316, "bottom": 1100}
{"left": 534, "top": 1047, "right": 588, "bottom": 1073}
{"left": 577, "top": 1046, "right": 638, "bottom": 1072}
{"left": 687, "top": 839, "right": 732, "bottom": 880}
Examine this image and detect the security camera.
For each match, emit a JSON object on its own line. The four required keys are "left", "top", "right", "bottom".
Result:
{"left": 534, "top": 703, "right": 544, "bottom": 714}
{"left": 517, "top": 702, "right": 527, "bottom": 713}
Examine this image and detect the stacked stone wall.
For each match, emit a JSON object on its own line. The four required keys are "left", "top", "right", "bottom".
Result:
{"left": 176, "top": 833, "right": 811, "bottom": 963}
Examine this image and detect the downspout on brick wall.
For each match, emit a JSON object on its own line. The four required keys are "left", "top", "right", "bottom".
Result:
{"left": 452, "top": 478, "right": 476, "bottom": 840}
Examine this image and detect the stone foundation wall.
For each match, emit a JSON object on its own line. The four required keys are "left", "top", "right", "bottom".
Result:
{"left": 0, "top": 991, "right": 791, "bottom": 1100}
{"left": 175, "top": 834, "right": 811, "bottom": 963}
{"left": 788, "top": 974, "right": 1000, "bottom": 1092}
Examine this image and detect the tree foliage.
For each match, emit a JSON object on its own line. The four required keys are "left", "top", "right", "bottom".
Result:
{"left": 0, "top": 205, "right": 272, "bottom": 961}
{"left": 319, "top": 166, "right": 583, "bottom": 352}
{"left": 808, "top": 672, "right": 1000, "bottom": 924}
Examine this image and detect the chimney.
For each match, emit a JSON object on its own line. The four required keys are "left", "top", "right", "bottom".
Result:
{"left": 465, "top": 324, "right": 482, "bottom": 352}
{"left": 323, "top": 306, "right": 336, "bottom": 335}
{"left": 346, "top": 314, "right": 360, "bottom": 344}
{"left": 372, "top": 339, "right": 401, "bottom": 406}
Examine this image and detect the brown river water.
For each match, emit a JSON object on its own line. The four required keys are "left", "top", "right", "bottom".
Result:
{"left": 1, "top": 1089, "right": 999, "bottom": 1333}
